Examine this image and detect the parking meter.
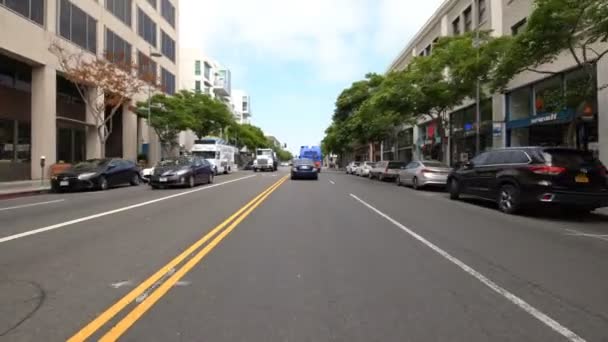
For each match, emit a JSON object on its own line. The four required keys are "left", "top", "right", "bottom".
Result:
{"left": 40, "top": 156, "right": 46, "bottom": 184}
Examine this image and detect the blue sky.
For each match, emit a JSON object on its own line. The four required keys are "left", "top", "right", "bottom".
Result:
{"left": 180, "top": 0, "right": 444, "bottom": 155}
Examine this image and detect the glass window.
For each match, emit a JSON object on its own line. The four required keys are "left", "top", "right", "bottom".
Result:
{"left": 59, "top": 0, "right": 97, "bottom": 53}
{"left": 452, "top": 17, "right": 460, "bottom": 35}
{"left": 105, "top": 0, "right": 132, "bottom": 27}
{"left": 0, "top": 119, "right": 15, "bottom": 160}
{"left": 534, "top": 76, "right": 563, "bottom": 115}
{"left": 138, "top": 51, "right": 157, "bottom": 83}
{"left": 137, "top": 7, "right": 157, "bottom": 47}
{"left": 161, "top": 30, "right": 175, "bottom": 62}
{"left": 505, "top": 151, "right": 530, "bottom": 164}
{"left": 161, "top": 68, "right": 175, "bottom": 94}
{"left": 204, "top": 62, "right": 211, "bottom": 80}
{"left": 194, "top": 80, "right": 201, "bottom": 92}
{"left": 194, "top": 60, "right": 201, "bottom": 75}
{"left": 478, "top": 0, "right": 486, "bottom": 23}
{"left": 2, "top": 0, "right": 47, "bottom": 25}
{"left": 486, "top": 152, "right": 509, "bottom": 165}
{"left": 463, "top": 7, "right": 472, "bottom": 32}
{"left": 421, "top": 161, "right": 448, "bottom": 167}
{"left": 161, "top": 0, "right": 175, "bottom": 27}
{"left": 105, "top": 29, "right": 132, "bottom": 66}
{"left": 17, "top": 121, "right": 31, "bottom": 161}
{"left": 508, "top": 86, "right": 532, "bottom": 120}
{"left": 565, "top": 67, "right": 597, "bottom": 115}
{"left": 510, "top": 127, "right": 530, "bottom": 147}
{"left": 471, "top": 152, "right": 489, "bottom": 165}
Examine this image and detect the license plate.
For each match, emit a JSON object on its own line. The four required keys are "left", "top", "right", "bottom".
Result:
{"left": 159, "top": 177, "right": 168, "bottom": 182}
{"left": 575, "top": 174, "right": 589, "bottom": 183}
{"left": 301, "top": 166, "right": 309, "bottom": 170}
{"left": 60, "top": 180, "right": 69, "bottom": 186}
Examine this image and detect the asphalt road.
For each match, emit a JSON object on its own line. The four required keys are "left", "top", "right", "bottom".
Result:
{"left": 1, "top": 169, "right": 607, "bottom": 341}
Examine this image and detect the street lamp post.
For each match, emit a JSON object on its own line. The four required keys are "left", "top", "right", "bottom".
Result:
{"left": 146, "top": 48, "right": 162, "bottom": 162}
{"left": 474, "top": 28, "right": 481, "bottom": 155}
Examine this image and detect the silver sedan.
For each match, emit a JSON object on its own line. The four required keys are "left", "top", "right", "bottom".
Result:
{"left": 396, "top": 160, "right": 451, "bottom": 190}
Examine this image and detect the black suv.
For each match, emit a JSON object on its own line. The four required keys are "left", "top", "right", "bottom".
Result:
{"left": 447, "top": 147, "right": 608, "bottom": 214}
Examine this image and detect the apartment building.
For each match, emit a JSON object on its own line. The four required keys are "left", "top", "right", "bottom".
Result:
{"left": 0, "top": 0, "right": 179, "bottom": 181}
{"left": 178, "top": 48, "right": 254, "bottom": 150}
{"left": 231, "top": 89, "right": 251, "bottom": 124}
{"left": 386, "top": 0, "right": 608, "bottom": 166}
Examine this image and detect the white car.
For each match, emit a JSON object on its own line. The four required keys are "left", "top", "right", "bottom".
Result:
{"left": 141, "top": 167, "right": 154, "bottom": 182}
{"left": 280, "top": 162, "right": 289, "bottom": 167}
{"left": 356, "top": 161, "right": 375, "bottom": 177}
{"left": 346, "top": 161, "right": 360, "bottom": 174}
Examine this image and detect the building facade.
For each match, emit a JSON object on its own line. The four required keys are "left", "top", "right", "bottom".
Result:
{"left": 386, "top": 0, "right": 608, "bottom": 166}
{"left": 178, "top": 48, "right": 253, "bottom": 151}
{"left": 0, "top": 0, "right": 179, "bottom": 181}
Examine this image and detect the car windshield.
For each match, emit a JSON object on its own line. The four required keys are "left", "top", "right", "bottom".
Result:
{"left": 157, "top": 158, "right": 192, "bottom": 167}
{"left": 72, "top": 159, "right": 110, "bottom": 170}
{"left": 421, "top": 161, "right": 448, "bottom": 168}
{"left": 294, "top": 159, "right": 314, "bottom": 166}
{"left": 388, "top": 162, "right": 405, "bottom": 169}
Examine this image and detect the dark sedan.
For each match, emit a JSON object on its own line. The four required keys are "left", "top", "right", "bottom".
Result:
{"left": 291, "top": 159, "right": 319, "bottom": 180}
{"left": 149, "top": 157, "right": 214, "bottom": 189}
{"left": 51, "top": 159, "right": 141, "bottom": 192}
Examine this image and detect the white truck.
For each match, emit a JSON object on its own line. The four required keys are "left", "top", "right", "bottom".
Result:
{"left": 191, "top": 138, "right": 237, "bottom": 175}
{"left": 253, "top": 148, "right": 277, "bottom": 172}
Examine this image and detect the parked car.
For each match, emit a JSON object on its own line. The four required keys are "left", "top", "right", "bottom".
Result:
{"left": 243, "top": 160, "right": 254, "bottom": 170}
{"left": 280, "top": 161, "right": 290, "bottom": 167}
{"left": 397, "top": 160, "right": 451, "bottom": 189}
{"left": 447, "top": 147, "right": 608, "bottom": 214}
{"left": 346, "top": 161, "right": 360, "bottom": 174}
{"left": 291, "top": 158, "right": 319, "bottom": 180}
{"left": 370, "top": 160, "right": 406, "bottom": 181}
{"left": 357, "top": 161, "right": 375, "bottom": 177}
{"left": 149, "top": 157, "right": 214, "bottom": 189}
{"left": 51, "top": 158, "right": 141, "bottom": 192}
{"left": 141, "top": 167, "right": 154, "bottom": 182}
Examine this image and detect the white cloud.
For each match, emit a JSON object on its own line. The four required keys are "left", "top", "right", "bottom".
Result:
{"left": 180, "top": 0, "right": 444, "bottom": 82}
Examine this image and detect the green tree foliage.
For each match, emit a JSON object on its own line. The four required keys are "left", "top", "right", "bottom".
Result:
{"left": 135, "top": 94, "right": 191, "bottom": 157}
{"left": 232, "top": 124, "right": 269, "bottom": 151}
{"left": 178, "top": 90, "right": 235, "bottom": 139}
{"left": 276, "top": 149, "right": 293, "bottom": 161}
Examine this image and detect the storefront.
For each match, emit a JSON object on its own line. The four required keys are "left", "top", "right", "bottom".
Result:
{"left": 396, "top": 127, "right": 414, "bottom": 162}
{"left": 449, "top": 100, "right": 493, "bottom": 165}
{"left": 0, "top": 54, "right": 32, "bottom": 181}
{"left": 506, "top": 67, "right": 599, "bottom": 156}
{"left": 417, "top": 120, "right": 443, "bottom": 161}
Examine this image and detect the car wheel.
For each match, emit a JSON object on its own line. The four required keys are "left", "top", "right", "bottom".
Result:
{"left": 208, "top": 173, "right": 214, "bottom": 184}
{"left": 412, "top": 177, "right": 420, "bottom": 190}
{"left": 497, "top": 184, "right": 521, "bottom": 214}
{"left": 379, "top": 173, "right": 385, "bottom": 181}
{"left": 214, "top": 167, "right": 218, "bottom": 176}
{"left": 98, "top": 176, "right": 109, "bottom": 191}
{"left": 396, "top": 176, "right": 401, "bottom": 186}
{"left": 449, "top": 179, "right": 460, "bottom": 200}
{"left": 187, "top": 175, "right": 195, "bottom": 188}
{"left": 253, "top": 168, "right": 258, "bottom": 173}
{"left": 130, "top": 173, "right": 140, "bottom": 186}
{"left": 151, "top": 184, "right": 160, "bottom": 190}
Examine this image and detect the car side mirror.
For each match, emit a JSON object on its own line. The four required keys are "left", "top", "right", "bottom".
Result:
{"left": 464, "top": 161, "right": 474, "bottom": 169}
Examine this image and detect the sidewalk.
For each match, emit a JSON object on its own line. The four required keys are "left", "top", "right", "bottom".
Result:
{"left": 0, "top": 179, "right": 51, "bottom": 198}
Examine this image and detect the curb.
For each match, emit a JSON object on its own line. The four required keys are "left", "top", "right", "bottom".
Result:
{"left": 0, "top": 188, "right": 51, "bottom": 200}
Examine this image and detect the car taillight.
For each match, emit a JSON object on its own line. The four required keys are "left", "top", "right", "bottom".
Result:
{"left": 528, "top": 165, "right": 566, "bottom": 175}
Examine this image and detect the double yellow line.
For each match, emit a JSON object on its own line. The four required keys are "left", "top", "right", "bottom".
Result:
{"left": 69, "top": 175, "right": 289, "bottom": 342}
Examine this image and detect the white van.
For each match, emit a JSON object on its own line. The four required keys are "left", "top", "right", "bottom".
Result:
{"left": 191, "top": 138, "right": 237, "bottom": 175}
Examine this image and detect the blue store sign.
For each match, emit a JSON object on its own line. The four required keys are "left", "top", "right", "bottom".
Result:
{"left": 506, "top": 109, "right": 574, "bottom": 129}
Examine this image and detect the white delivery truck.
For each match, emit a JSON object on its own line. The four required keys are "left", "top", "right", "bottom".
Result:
{"left": 191, "top": 138, "right": 238, "bottom": 175}
{"left": 253, "top": 148, "right": 277, "bottom": 172}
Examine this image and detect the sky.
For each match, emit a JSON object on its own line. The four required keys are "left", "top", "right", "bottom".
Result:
{"left": 180, "top": 0, "right": 445, "bottom": 155}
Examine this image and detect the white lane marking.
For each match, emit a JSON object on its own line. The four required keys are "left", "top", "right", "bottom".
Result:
{"left": 329, "top": 180, "right": 336, "bottom": 185}
{"left": 565, "top": 229, "right": 608, "bottom": 242}
{"left": 0, "top": 199, "right": 65, "bottom": 212}
{"left": 174, "top": 280, "right": 191, "bottom": 287}
{"left": 0, "top": 175, "right": 256, "bottom": 245}
{"left": 110, "top": 281, "right": 133, "bottom": 289}
{"left": 349, "top": 193, "right": 586, "bottom": 342}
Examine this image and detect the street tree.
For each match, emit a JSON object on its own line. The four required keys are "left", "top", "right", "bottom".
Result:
{"left": 180, "top": 91, "right": 235, "bottom": 139}
{"left": 50, "top": 42, "right": 150, "bottom": 157}
{"left": 135, "top": 94, "right": 191, "bottom": 158}
{"left": 491, "top": 0, "right": 608, "bottom": 145}
{"left": 333, "top": 73, "right": 384, "bottom": 122}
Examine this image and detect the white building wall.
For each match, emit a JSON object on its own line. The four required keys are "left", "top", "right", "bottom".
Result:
{"left": 0, "top": 0, "right": 179, "bottom": 178}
